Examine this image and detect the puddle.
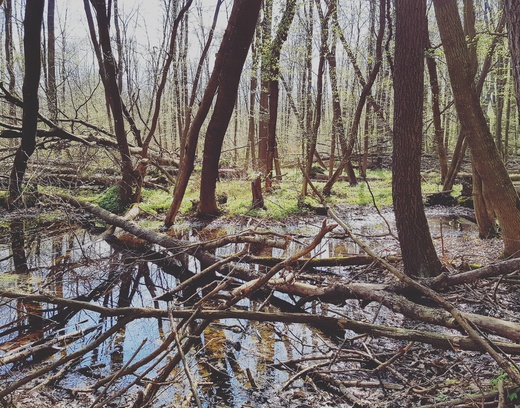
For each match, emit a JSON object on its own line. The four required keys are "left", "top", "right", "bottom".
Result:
{"left": 0, "top": 207, "right": 479, "bottom": 406}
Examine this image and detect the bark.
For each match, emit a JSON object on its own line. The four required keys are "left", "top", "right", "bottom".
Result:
{"left": 4, "top": 0, "right": 17, "bottom": 123}
{"left": 88, "top": 0, "right": 134, "bottom": 205}
{"left": 197, "top": 0, "right": 261, "bottom": 216}
{"left": 392, "top": 0, "right": 442, "bottom": 277}
{"left": 442, "top": 12, "right": 506, "bottom": 191}
{"left": 7, "top": 0, "right": 45, "bottom": 207}
{"left": 182, "top": 0, "right": 222, "bottom": 162}
{"left": 257, "top": 1, "right": 273, "bottom": 173}
{"left": 264, "top": 0, "right": 297, "bottom": 186}
{"left": 434, "top": 0, "right": 520, "bottom": 257}
{"left": 505, "top": 0, "right": 520, "bottom": 120}
{"left": 246, "top": 28, "right": 259, "bottom": 170}
{"left": 251, "top": 175, "right": 266, "bottom": 210}
{"left": 46, "top": 0, "right": 58, "bottom": 121}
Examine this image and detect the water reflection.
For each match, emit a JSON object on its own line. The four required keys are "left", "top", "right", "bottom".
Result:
{"left": 0, "top": 209, "right": 475, "bottom": 406}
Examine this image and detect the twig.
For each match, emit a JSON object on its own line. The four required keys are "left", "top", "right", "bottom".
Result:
{"left": 299, "top": 164, "right": 520, "bottom": 385}
{"left": 0, "top": 316, "right": 133, "bottom": 399}
{"left": 90, "top": 338, "right": 148, "bottom": 408}
{"left": 169, "top": 310, "right": 202, "bottom": 408}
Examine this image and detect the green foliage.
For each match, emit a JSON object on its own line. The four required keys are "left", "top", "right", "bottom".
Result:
{"left": 97, "top": 185, "right": 129, "bottom": 214}
{"left": 139, "top": 189, "right": 172, "bottom": 215}
{"left": 491, "top": 370, "right": 520, "bottom": 402}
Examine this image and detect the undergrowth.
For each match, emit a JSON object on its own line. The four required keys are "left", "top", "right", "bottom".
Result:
{"left": 40, "top": 169, "right": 460, "bottom": 221}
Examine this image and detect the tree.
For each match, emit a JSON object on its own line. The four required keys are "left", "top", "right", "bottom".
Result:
{"left": 392, "top": 0, "right": 442, "bottom": 277}
{"left": 197, "top": 0, "right": 262, "bottom": 215}
{"left": 85, "top": 0, "right": 135, "bottom": 206}
{"left": 505, "top": 0, "right": 520, "bottom": 120}
{"left": 46, "top": 0, "right": 58, "bottom": 121}
{"left": 264, "top": 0, "right": 297, "bottom": 189}
{"left": 164, "top": 0, "right": 261, "bottom": 226}
{"left": 433, "top": 0, "right": 520, "bottom": 258}
{"left": 7, "top": 0, "right": 45, "bottom": 207}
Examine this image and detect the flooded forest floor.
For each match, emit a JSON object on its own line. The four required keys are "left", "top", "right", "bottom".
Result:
{"left": 1, "top": 198, "right": 520, "bottom": 408}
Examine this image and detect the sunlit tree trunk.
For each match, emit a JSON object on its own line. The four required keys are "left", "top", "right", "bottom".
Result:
{"left": 434, "top": 0, "right": 520, "bottom": 257}
{"left": 257, "top": 1, "right": 272, "bottom": 174}
{"left": 322, "top": 0, "right": 385, "bottom": 195}
{"left": 426, "top": 36, "right": 448, "bottom": 183}
{"left": 4, "top": 0, "right": 17, "bottom": 127}
{"left": 265, "top": 0, "right": 297, "bottom": 190}
{"left": 302, "top": 0, "right": 329, "bottom": 196}
{"left": 393, "top": 0, "right": 441, "bottom": 277}
{"left": 8, "top": 0, "right": 45, "bottom": 208}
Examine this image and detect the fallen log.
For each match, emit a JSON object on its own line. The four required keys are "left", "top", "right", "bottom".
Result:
{"left": 51, "top": 193, "right": 520, "bottom": 344}
{"left": 2, "top": 291, "right": 520, "bottom": 355}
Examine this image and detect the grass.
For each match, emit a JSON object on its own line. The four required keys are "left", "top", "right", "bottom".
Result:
{"left": 34, "top": 168, "right": 461, "bottom": 222}
{"left": 135, "top": 168, "right": 461, "bottom": 220}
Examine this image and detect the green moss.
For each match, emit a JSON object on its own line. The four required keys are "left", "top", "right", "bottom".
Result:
{"left": 139, "top": 189, "right": 172, "bottom": 215}
{"left": 97, "top": 185, "right": 129, "bottom": 214}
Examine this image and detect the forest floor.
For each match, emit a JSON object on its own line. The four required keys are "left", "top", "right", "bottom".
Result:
{"left": 1, "top": 201, "right": 520, "bottom": 408}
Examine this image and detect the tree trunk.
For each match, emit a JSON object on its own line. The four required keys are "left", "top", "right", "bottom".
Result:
{"left": 434, "top": 0, "right": 520, "bottom": 257}
{"left": 88, "top": 0, "right": 134, "bottom": 205}
{"left": 4, "top": 0, "right": 17, "bottom": 127}
{"left": 322, "top": 0, "right": 385, "bottom": 195}
{"left": 257, "top": 1, "right": 272, "bottom": 174}
{"left": 302, "top": 0, "right": 330, "bottom": 197}
{"left": 426, "top": 37, "right": 448, "bottom": 183}
{"left": 265, "top": 0, "right": 297, "bottom": 188}
{"left": 472, "top": 166, "right": 498, "bottom": 238}
{"left": 197, "top": 0, "right": 261, "bottom": 216}
{"left": 8, "top": 0, "right": 45, "bottom": 207}
{"left": 46, "top": 0, "right": 57, "bottom": 122}
{"left": 392, "top": 0, "right": 441, "bottom": 277}
{"left": 505, "top": 0, "right": 520, "bottom": 121}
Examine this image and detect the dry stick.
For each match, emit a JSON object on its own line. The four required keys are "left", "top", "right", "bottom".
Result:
{"left": 226, "top": 219, "right": 336, "bottom": 304}
{"left": 90, "top": 338, "right": 148, "bottom": 408}
{"left": 138, "top": 220, "right": 336, "bottom": 406}
{"left": 171, "top": 322, "right": 202, "bottom": 408}
{"left": 0, "top": 315, "right": 133, "bottom": 399}
{"left": 3, "top": 291, "right": 520, "bottom": 354}
{"left": 155, "top": 248, "right": 248, "bottom": 300}
{"left": 299, "top": 164, "right": 520, "bottom": 385}
{"left": 0, "top": 324, "right": 98, "bottom": 365}
{"left": 5, "top": 287, "right": 520, "bottom": 350}
{"left": 95, "top": 309, "right": 201, "bottom": 390}
{"left": 282, "top": 361, "right": 329, "bottom": 390}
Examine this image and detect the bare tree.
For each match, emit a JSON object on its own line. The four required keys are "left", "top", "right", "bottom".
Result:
{"left": 7, "top": 0, "right": 45, "bottom": 207}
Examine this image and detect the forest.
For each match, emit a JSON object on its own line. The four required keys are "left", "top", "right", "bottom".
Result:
{"left": 1, "top": 0, "right": 520, "bottom": 406}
